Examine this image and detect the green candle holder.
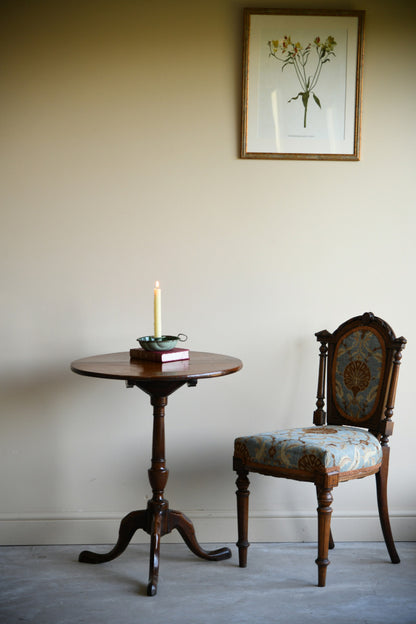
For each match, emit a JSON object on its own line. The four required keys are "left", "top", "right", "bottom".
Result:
{"left": 137, "top": 334, "right": 188, "bottom": 352}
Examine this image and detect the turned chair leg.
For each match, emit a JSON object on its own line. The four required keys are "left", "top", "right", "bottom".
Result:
{"left": 376, "top": 447, "right": 400, "bottom": 564}
{"left": 316, "top": 486, "right": 333, "bottom": 587}
{"left": 235, "top": 469, "right": 250, "bottom": 567}
{"left": 316, "top": 486, "right": 334, "bottom": 550}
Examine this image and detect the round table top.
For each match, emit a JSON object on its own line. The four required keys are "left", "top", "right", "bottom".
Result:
{"left": 71, "top": 351, "right": 243, "bottom": 383}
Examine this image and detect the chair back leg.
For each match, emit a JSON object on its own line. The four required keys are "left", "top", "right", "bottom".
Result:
{"left": 376, "top": 446, "right": 400, "bottom": 563}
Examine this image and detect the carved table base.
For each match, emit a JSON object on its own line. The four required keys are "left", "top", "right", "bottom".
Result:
{"left": 79, "top": 505, "right": 231, "bottom": 596}
{"left": 78, "top": 381, "right": 231, "bottom": 596}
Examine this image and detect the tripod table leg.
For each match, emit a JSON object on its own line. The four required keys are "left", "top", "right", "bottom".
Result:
{"left": 168, "top": 509, "right": 231, "bottom": 561}
{"left": 79, "top": 509, "right": 148, "bottom": 564}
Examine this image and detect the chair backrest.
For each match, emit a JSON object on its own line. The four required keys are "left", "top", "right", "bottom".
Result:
{"left": 313, "top": 313, "right": 406, "bottom": 438}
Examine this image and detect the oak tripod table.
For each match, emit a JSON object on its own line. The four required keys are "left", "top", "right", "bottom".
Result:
{"left": 70, "top": 350, "right": 242, "bottom": 596}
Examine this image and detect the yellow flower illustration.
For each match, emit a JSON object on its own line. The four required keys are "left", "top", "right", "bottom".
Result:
{"left": 268, "top": 34, "right": 337, "bottom": 127}
{"left": 324, "top": 36, "right": 337, "bottom": 52}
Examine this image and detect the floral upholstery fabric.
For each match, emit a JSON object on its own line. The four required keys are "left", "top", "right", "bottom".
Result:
{"left": 234, "top": 425, "right": 382, "bottom": 473}
{"left": 333, "top": 328, "right": 385, "bottom": 422}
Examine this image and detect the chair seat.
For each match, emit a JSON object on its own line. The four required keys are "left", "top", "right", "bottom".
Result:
{"left": 234, "top": 425, "right": 382, "bottom": 474}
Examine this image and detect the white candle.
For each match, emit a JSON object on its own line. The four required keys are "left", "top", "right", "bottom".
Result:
{"left": 154, "top": 281, "right": 162, "bottom": 338}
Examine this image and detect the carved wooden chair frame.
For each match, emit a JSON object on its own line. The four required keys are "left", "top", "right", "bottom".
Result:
{"left": 234, "top": 313, "right": 406, "bottom": 586}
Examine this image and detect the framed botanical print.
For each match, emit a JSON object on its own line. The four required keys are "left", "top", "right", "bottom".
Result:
{"left": 241, "top": 9, "right": 365, "bottom": 160}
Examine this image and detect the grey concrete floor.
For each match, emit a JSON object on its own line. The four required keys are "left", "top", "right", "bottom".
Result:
{"left": 1, "top": 542, "right": 415, "bottom": 624}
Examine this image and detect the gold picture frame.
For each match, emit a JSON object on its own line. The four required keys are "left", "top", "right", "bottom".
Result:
{"left": 241, "top": 9, "right": 365, "bottom": 160}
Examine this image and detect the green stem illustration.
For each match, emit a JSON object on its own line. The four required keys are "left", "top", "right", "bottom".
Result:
{"left": 303, "top": 91, "right": 309, "bottom": 128}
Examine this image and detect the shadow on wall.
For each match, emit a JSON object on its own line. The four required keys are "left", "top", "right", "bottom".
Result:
{"left": 0, "top": 369, "right": 86, "bottom": 510}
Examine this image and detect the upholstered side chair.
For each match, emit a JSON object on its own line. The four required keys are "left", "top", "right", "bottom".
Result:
{"left": 233, "top": 313, "right": 406, "bottom": 587}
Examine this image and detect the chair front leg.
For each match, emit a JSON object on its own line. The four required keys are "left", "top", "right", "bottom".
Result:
{"left": 316, "top": 484, "right": 334, "bottom": 550}
{"left": 316, "top": 485, "right": 333, "bottom": 587}
{"left": 235, "top": 469, "right": 250, "bottom": 568}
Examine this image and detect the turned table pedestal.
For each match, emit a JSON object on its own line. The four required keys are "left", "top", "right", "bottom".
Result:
{"left": 71, "top": 351, "right": 242, "bottom": 595}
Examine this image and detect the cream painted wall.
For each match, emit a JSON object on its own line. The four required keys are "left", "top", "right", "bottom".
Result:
{"left": 1, "top": 0, "right": 415, "bottom": 546}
